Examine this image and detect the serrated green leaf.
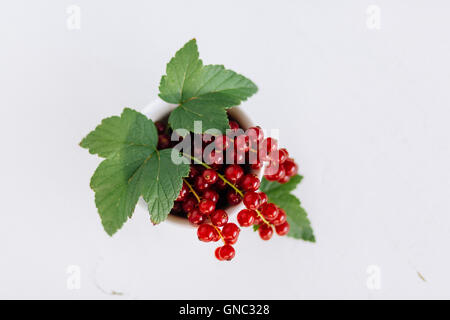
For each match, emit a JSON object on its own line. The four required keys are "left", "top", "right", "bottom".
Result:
{"left": 270, "top": 193, "right": 315, "bottom": 242}
{"left": 80, "top": 108, "right": 158, "bottom": 158}
{"left": 159, "top": 39, "right": 258, "bottom": 133}
{"left": 80, "top": 109, "right": 190, "bottom": 235}
{"left": 261, "top": 176, "right": 315, "bottom": 242}
{"left": 260, "top": 174, "right": 303, "bottom": 197}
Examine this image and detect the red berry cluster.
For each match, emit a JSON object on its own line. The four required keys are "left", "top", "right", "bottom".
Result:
{"left": 155, "top": 119, "right": 299, "bottom": 261}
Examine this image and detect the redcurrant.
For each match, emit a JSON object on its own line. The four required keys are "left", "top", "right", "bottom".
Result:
{"left": 198, "top": 199, "right": 215, "bottom": 215}
{"left": 189, "top": 166, "right": 200, "bottom": 179}
{"left": 283, "top": 159, "right": 298, "bottom": 177}
{"left": 258, "top": 224, "right": 274, "bottom": 240}
{"left": 258, "top": 192, "right": 268, "bottom": 206}
{"left": 243, "top": 191, "right": 261, "bottom": 210}
{"left": 215, "top": 247, "right": 224, "bottom": 261}
{"left": 202, "top": 189, "right": 219, "bottom": 203}
{"left": 272, "top": 208, "right": 287, "bottom": 226}
{"left": 197, "top": 224, "right": 215, "bottom": 242}
{"left": 262, "top": 203, "right": 279, "bottom": 221}
{"left": 240, "top": 174, "right": 261, "bottom": 192}
{"left": 215, "top": 178, "right": 227, "bottom": 190}
{"left": 188, "top": 209, "right": 206, "bottom": 225}
{"left": 225, "top": 164, "right": 244, "bottom": 184}
{"left": 158, "top": 134, "right": 171, "bottom": 149}
{"left": 246, "top": 126, "right": 264, "bottom": 144}
{"left": 229, "top": 120, "right": 240, "bottom": 131}
{"left": 195, "top": 175, "right": 210, "bottom": 192}
{"left": 265, "top": 165, "right": 285, "bottom": 182}
{"left": 237, "top": 209, "right": 256, "bottom": 227}
{"left": 202, "top": 169, "right": 218, "bottom": 184}
{"left": 214, "top": 135, "right": 230, "bottom": 152}
{"left": 210, "top": 209, "right": 228, "bottom": 227}
{"left": 226, "top": 190, "right": 242, "bottom": 206}
{"left": 217, "top": 245, "right": 235, "bottom": 261}
{"left": 182, "top": 196, "right": 197, "bottom": 213}
{"left": 222, "top": 223, "right": 240, "bottom": 243}
{"left": 176, "top": 182, "right": 189, "bottom": 201}
{"left": 278, "top": 148, "right": 289, "bottom": 164}
{"left": 275, "top": 222, "right": 290, "bottom": 236}
{"left": 278, "top": 175, "right": 290, "bottom": 184}
{"left": 155, "top": 121, "right": 166, "bottom": 134}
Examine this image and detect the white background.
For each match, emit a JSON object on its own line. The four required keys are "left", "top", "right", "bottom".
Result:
{"left": 1, "top": 0, "right": 449, "bottom": 299}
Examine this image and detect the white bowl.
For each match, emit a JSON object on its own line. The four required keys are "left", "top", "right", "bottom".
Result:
{"left": 138, "top": 98, "right": 264, "bottom": 228}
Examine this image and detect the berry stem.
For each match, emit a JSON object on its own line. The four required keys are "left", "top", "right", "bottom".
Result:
{"left": 212, "top": 224, "right": 226, "bottom": 244}
{"left": 255, "top": 208, "right": 272, "bottom": 227}
{"left": 183, "top": 153, "right": 244, "bottom": 197}
{"left": 182, "top": 178, "right": 201, "bottom": 203}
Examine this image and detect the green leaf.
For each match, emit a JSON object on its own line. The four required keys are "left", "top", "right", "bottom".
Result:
{"left": 261, "top": 175, "right": 315, "bottom": 242}
{"left": 80, "top": 108, "right": 158, "bottom": 158}
{"left": 260, "top": 174, "right": 303, "bottom": 197}
{"left": 159, "top": 39, "right": 258, "bottom": 133}
{"left": 80, "top": 108, "right": 190, "bottom": 235}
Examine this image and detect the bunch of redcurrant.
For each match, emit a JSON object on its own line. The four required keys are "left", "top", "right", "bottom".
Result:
{"left": 155, "top": 118, "right": 299, "bottom": 261}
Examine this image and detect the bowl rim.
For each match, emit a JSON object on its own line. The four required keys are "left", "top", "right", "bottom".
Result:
{"left": 138, "top": 98, "right": 264, "bottom": 228}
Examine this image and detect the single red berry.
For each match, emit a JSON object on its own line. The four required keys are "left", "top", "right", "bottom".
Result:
{"left": 283, "top": 159, "right": 298, "bottom": 177}
{"left": 226, "top": 190, "right": 243, "bottom": 206}
{"left": 224, "top": 164, "right": 244, "bottom": 183}
{"left": 171, "top": 201, "right": 183, "bottom": 215}
{"left": 222, "top": 223, "right": 240, "bottom": 243}
{"left": 176, "top": 182, "right": 189, "bottom": 201}
{"left": 203, "top": 189, "right": 219, "bottom": 203}
{"left": 272, "top": 208, "right": 287, "bottom": 226}
{"left": 214, "top": 135, "right": 230, "bottom": 152}
{"left": 215, "top": 247, "right": 224, "bottom": 261}
{"left": 278, "top": 148, "right": 289, "bottom": 164}
{"left": 264, "top": 161, "right": 280, "bottom": 177}
{"left": 158, "top": 134, "right": 171, "bottom": 149}
{"left": 155, "top": 121, "right": 166, "bottom": 134}
{"left": 243, "top": 191, "right": 261, "bottom": 210}
{"left": 229, "top": 120, "right": 240, "bottom": 131}
{"left": 246, "top": 126, "right": 264, "bottom": 144}
{"left": 182, "top": 196, "right": 197, "bottom": 213}
{"left": 265, "top": 165, "right": 286, "bottom": 182}
{"left": 278, "top": 175, "right": 290, "bottom": 184}
{"left": 195, "top": 175, "right": 210, "bottom": 192}
{"left": 215, "top": 178, "right": 227, "bottom": 190}
{"left": 188, "top": 166, "right": 200, "bottom": 179}
{"left": 237, "top": 209, "right": 256, "bottom": 227}
{"left": 202, "top": 169, "right": 218, "bottom": 184}
{"left": 218, "top": 245, "right": 235, "bottom": 261}
{"left": 275, "top": 222, "right": 290, "bottom": 236}
{"left": 262, "top": 203, "right": 279, "bottom": 221}
{"left": 205, "top": 150, "right": 224, "bottom": 169}
{"left": 210, "top": 209, "right": 228, "bottom": 227}
{"left": 240, "top": 174, "right": 261, "bottom": 192}
{"left": 198, "top": 199, "right": 215, "bottom": 215}
{"left": 258, "top": 224, "right": 274, "bottom": 240}
{"left": 258, "top": 192, "right": 268, "bottom": 206}
{"left": 188, "top": 209, "right": 206, "bottom": 225}
{"left": 197, "top": 224, "right": 216, "bottom": 242}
